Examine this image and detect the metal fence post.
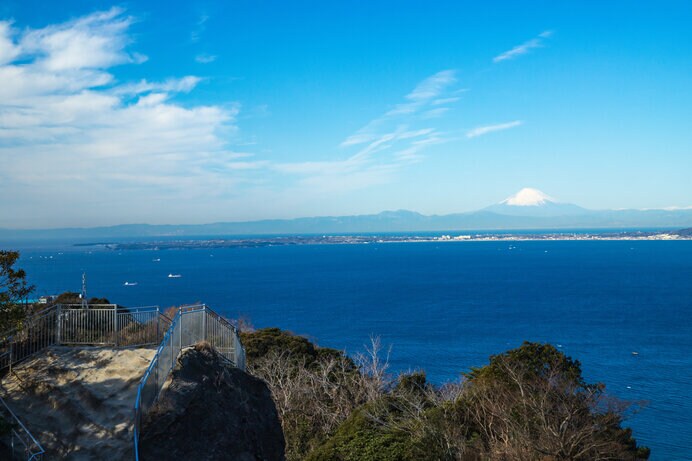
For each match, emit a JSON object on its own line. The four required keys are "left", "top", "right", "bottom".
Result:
{"left": 55, "top": 304, "right": 62, "bottom": 345}
{"left": 114, "top": 305, "right": 118, "bottom": 347}
{"left": 203, "top": 305, "right": 208, "bottom": 341}
{"left": 155, "top": 353, "right": 159, "bottom": 391}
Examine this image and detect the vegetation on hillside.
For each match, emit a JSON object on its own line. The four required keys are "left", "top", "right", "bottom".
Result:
{"left": 0, "top": 250, "right": 33, "bottom": 334}
{"left": 0, "top": 251, "right": 32, "bottom": 444}
{"left": 240, "top": 328, "right": 383, "bottom": 460}
{"left": 47, "top": 292, "right": 111, "bottom": 306}
{"left": 243, "top": 328, "right": 650, "bottom": 461}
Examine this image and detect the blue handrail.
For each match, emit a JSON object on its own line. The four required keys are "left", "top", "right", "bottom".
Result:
{"left": 0, "top": 395, "right": 45, "bottom": 460}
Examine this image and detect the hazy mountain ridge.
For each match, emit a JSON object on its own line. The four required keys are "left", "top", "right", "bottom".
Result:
{"left": 483, "top": 201, "right": 590, "bottom": 217}
{"left": 2, "top": 189, "right": 692, "bottom": 239}
{"left": 3, "top": 209, "right": 692, "bottom": 240}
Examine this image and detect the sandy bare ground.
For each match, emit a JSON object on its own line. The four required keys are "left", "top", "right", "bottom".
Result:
{"left": 0, "top": 346, "right": 155, "bottom": 460}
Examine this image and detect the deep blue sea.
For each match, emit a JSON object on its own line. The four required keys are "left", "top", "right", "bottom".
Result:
{"left": 5, "top": 239, "right": 692, "bottom": 460}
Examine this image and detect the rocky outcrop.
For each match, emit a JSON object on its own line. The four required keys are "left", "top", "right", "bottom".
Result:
{"left": 139, "top": 342, "right": 285, "bottom": 461}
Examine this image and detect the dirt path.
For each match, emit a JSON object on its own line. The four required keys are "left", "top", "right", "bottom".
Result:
{"left": 0, "top": 346, "right": 155, "bottom": 460}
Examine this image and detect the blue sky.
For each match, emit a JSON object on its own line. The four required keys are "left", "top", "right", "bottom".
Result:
{"left": 1, "top": 1, "right": 691, "bottom": 227}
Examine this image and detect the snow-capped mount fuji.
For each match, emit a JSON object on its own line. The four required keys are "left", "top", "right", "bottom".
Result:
{"left": 500, "top": 188, "right": 554, "bottom": 206}
{"left": 483, "top": 188, "right": 589, "bottom": 217}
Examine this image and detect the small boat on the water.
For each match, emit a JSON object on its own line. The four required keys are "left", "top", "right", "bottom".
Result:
{"left": 168, "top": 273, "right": 182, "bottom": 278}
{"left": 152, "top": 258, "right": 161, "bottom": 262}
{"left": 631, "top": 351, "right": 639, "bottom": 356}
{"left": 123, "top": 282, "right": 138, "bottom": 286}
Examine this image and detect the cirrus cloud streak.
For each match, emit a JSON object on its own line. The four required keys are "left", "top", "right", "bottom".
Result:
{"left": 466, "top": 120, "right": 523, "bottom": 138}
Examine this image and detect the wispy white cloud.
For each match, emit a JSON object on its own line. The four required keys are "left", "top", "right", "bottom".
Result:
{"left": 342, "top": 70, "right": 458, "bottom": 147}
{"left": 493, "top": 30, "right": 552, "bottom": 63}
{"left": 113, "top": 76, "right": 202, "bottom": 95}
{"left": 421, "top": 107, "right": 450, "bottom": 119}
{"left": 393, "top": 134, "right": 446, "bottom": 162}
{"left": 432, "top": 97, "right": 461, "bottom": 106}
{"left": 0, "top": 21, "right": 20, "bottom": 65}
{"left": 195, "top": 53, "right": 216, "bottom": 64}
{"left": 272, "top": 71, "right": 463, "bottom": 194}
{"left": 406, "top": 70, "right": 457, "bottom": 101}
{"left": 21, "top": 7, "right": 146, "bottom": 70}
{"left": 0, "top": 8, "right": 258, "bottom": 227}
{"left": 466, "top": 120, "right": 523, "bottom": 138}
{"left": 190, "top": 14, "right": 209, "bottom": 43}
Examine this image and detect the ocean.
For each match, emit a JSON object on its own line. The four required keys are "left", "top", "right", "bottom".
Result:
{"left": 6, "top": 239, "right": 692, "bottom": 460}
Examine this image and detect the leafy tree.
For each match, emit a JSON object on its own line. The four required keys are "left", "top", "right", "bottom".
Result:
{"left": 49, "top": 291, "right": 110, "bottom": 306}
{"left": 241, "top": 327, "right": 328, "bottom": 367}
{"left": 0, "top": 250, "right": 34, "bottom": 333}
{"left": 462, "top": 342, "right": 650, "bottom": 460}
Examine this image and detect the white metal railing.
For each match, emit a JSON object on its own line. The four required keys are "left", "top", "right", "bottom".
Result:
{"left": 0, "top": 303, "right": 170, "bottom": 460}
{"left": 0, "top": 304, "right": 169, "bottom": 374}
{"left": 0, "top": 395, "right": 44, "bottom": 460}
{"left": 132, "top": 304, "right": 245, "bottom": 461}
{"left": 0, "top": 306, "right": 58, "bottom": 373}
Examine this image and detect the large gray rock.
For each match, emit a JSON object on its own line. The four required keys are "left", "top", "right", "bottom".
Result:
{"left": 139, "top": 342, "right": 285, "bottom": 461}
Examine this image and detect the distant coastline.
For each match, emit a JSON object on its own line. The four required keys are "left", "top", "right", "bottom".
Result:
{"left": 5, "top": 195, "right": 692, "bottom": 240}
{"left": 75, "top": 228, "right": 692, "bottom": 251}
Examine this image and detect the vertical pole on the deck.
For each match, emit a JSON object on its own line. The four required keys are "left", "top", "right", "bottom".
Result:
{"left": 114, "top": 305, "right": 118, "bottom": 347}
{"left": 56, "top": 304, "right": 62, "bottom": 345}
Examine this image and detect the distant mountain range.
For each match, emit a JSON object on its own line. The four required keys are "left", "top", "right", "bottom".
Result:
{"left": 2, "top": 188, "right": 692, "bottom": 240}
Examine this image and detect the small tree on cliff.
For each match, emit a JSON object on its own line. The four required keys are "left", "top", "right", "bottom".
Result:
{"left": 0, "top": 250, "right": 34, "bottom": 333}
{"left": 464, "top": 342, "right": 650, "bottom": 460}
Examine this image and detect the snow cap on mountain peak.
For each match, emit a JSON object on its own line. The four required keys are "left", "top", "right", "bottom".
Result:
{"left": 501, "top": 188, "right": 555, "bottom": 206}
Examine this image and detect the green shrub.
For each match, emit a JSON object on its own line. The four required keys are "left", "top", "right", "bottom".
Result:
{"left": 306, "top": 405, "right": 425, "bottom": 461}
{"left": 241, "top": 327, "right": 352, "bottom": 369}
